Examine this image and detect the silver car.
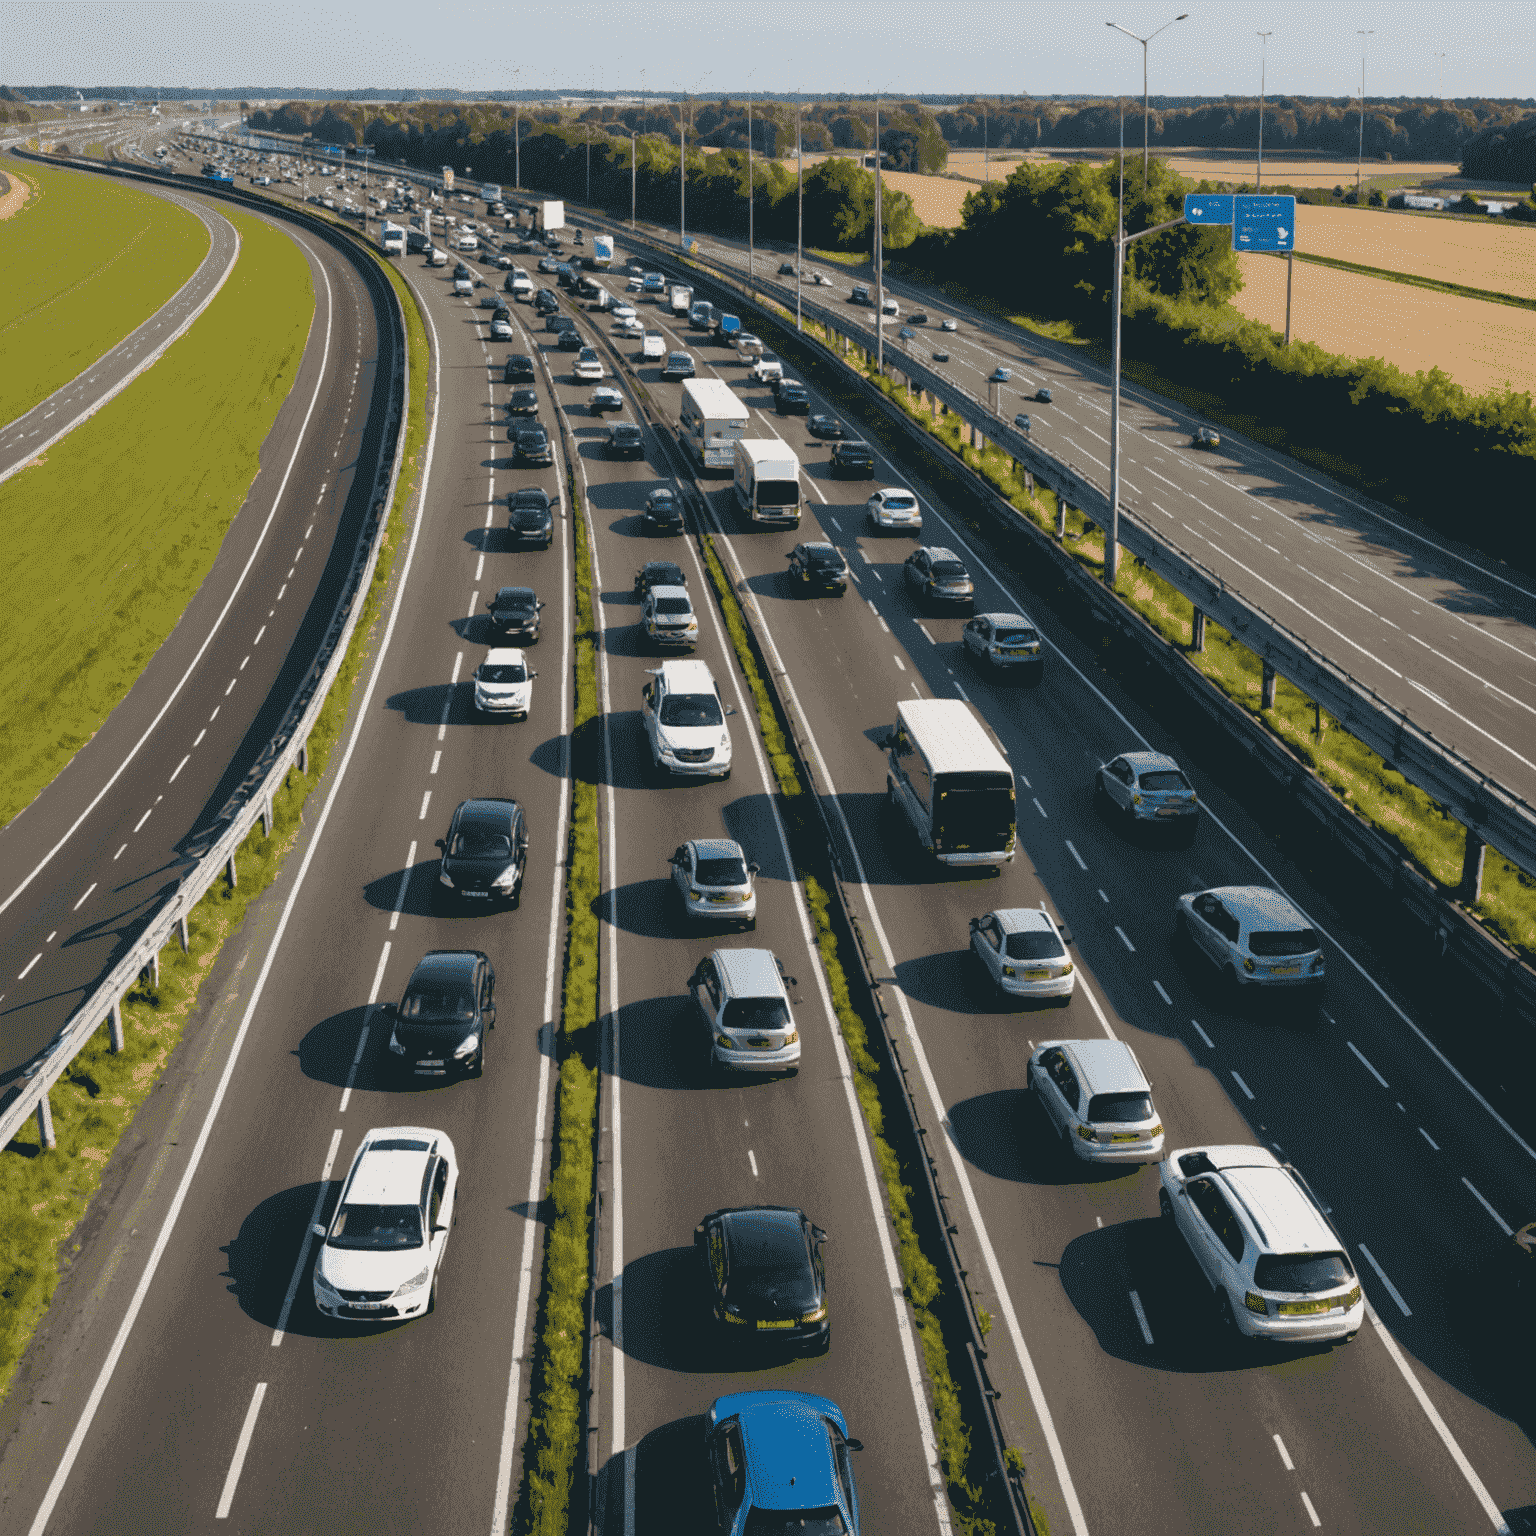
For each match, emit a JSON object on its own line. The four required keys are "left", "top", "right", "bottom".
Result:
{"left": 970, "top": 907, "right": 1075, "bottom": 1002}
{"left": 866, "top": 487, "right": 923, "bottom": 534}
{"left": 1095, "top": 751, "right": 1199, "bottom": 840}
{"left": 1174, "top": 886, "right": 1325, "bottom": 1001}
{"left": 669, "top": 838, "right": 759, "bottom": 928}
{"left": 1027, "top": 1039, "right": 1164, "bottom": 1163}
{"left": 962, "top": 612, "right": 1043, "bottom": 684}
{"left": 690, "top": 948, "right": 799, "bottom": 1076}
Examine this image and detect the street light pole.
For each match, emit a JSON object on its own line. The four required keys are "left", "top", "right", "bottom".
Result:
{"left": 1357, "top": 30, "right": 1374, "bottom": 201}
{"left": 1256, "top": 31, "right": 1272, "bottom": 191}
{"left": 680, "top": 93, "right": 687, "bottom": 248}
{"left": 1107, "top": 13, "right": 1188, "bottom": 192}
{"left": 796, "top": 99, "right": 803, "bottom": 331}
{"left": 586, "top": 122, "right": 591, "bottom": 205}
{"left": 875, "top": 96, "right": 884, "bottom": 375}
{"left": 631, "top": 130, "right": 636, "bottom": 228}
{"left": 747, "top": 97, "right": 754, "bottom": 298}
{"left": 1435, "top": 50, "right": 1447, "bottom": 100}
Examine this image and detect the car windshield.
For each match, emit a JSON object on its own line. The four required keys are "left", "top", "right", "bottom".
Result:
{"left": 1087, "top": 1091, "right": 1155, "bottom": 1124}
{"left": 615, "top": 428, "right": 641, "bottom": 441}
{"left": 1139, "top": 770, "right": 1191, "bottom": 792}
{"left": 884, "top": 495, "right": 915, "bottom": 509}
{"left": 400, "top": 984, "right": 477, "bottom": 1018}
{"left": 513, "top": 492, "right": 549, "bottom": 510}
{"left": 329, "top": 1203, "right": 423, "bottom": 1250}
{"left": 931, "top": 560, "right": 968, "bottom": 580}
{"left": 497, "top": 591, "right": 536, "bottom": 611}
{"left": 1254, "top": 1252, "right": 1354, "bottom": 1294}
{"left": 994, "top": 628, "right": 1038, "bottom": 646}
{"left": 744, "top": 1509, "right": 846, "bottom": 1536}
{"left": 1003, "top": 930, "right": 1065, "bottom": 960}
{"left": 695, "top": 856, "right": 749, "bottom": 887}
{"left": 659, "top": 693, "right": 722, "bottom": 727}
{"left": 479, "top": 663, "right": 527, "bottom": 684}
{"left": 807, "top": 550, "right": 843, "bottom": 569}
{"left": 722, "top": 997, "right": 791, "bottom": 1033}
{"left": 650, "top": 490, "right": 675, "bottom": 504}
{"left": 1248, "top": 928, "right": 1320, "bottom": 957}
{"left": 520, "top": 429, "right": 546, "bottom": 442}
{"left": 654, "top": 597, "right": 692, "bottom": 616}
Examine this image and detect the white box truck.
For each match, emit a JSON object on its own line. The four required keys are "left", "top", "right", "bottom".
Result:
{"left": 679, "top": 379, "right": 750, "bottom": 475}
{"left": 381, "top": 220, "right": 405, "bottom": 256}
{"left": 535, "top": 199, "right": 565, "bottom": 233}
{"left": 669, "top": 283, "right": 693, "bottom": 318}
{"left": 428, "top": 246, "right": 449, "bottom": 266}
{"left": 879, "top": 699, "right": 1016, "bottom": 867}
{"left": 733, "top": 438, "right": 801, "bottom": 526}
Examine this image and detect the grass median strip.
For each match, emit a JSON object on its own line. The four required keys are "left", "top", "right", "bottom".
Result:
{"left": 698, "top": 531, "right": 1008, "bottom": 1536}
{"left": 0, "top": 203, "right": 310, "bottom": 830}
{"left": 0, "top": 247, "right": 430, "bottom": 1404}
{"left": 0, "top": 158, "right": 210, "bottom": 423}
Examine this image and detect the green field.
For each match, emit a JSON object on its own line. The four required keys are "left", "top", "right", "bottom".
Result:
{"left": 0, "top": 204, "right": 313, "bottom": 828}
{"left": 0, "top": 159, "right": 209, "bottom": 424}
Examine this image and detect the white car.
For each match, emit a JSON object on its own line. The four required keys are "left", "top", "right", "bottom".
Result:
{"left": 473, "top": 647, "right": 535, "bottom": 719}
{"left": 456, "top": 232, "right": 478, "bottom": 250}
{"left": 1174, "top": 885, "right": 1325, "bottom": 1004}
{"left": 642, "top": 584, "right": 699, "bottom": 650}
{"left": 669, "top": 838, "right": 759, "bottom": 928}
{"left": 881, "top": 295, "right": 899, "bottom": 317}
{"left": 511, "top": 270, "right": 534, "bottom": 300}
{"left": 866, "top": 486, "right": 923, "bottom": 533}
{"left": 733, "top": 332, "right": 765, "bottom": 359}
{"left": 626, "top": 276, "right": 644, "bottom": 292}
{"left": 611, "top": 302, "right": 638, "bottom": 322}
{"left": 573, "top": 348, "right": 604, "bottom": 383}
{"left": 970, "top": 908, "right": 1075, "bottom": 1002}
{"left": 589, "top": 385, "right": 624, "bottom": 412}
{"left": 495, "top": 253, "right": 514, "bottom": 269}
{"left": 642, "top": 659, "right": 733, "bottom": 780}
{"left": 1026, "top": 1039, "right": 1163, "bottom": 1163}
{"left": 490, "top": 316, "right": 514, "bottom": 341}
{"left": 750, "top": 352, "right": 783, "bottom": 384}
{"left": 617, "top": 314, "right": 645, "bottom": 337}
{"left": 311, "top": 1126, "right": 458, "bottom": 1322}
{"left": 641, "top": 331, "right": 667, "bottom": 360}
{"left": 453, "top": 276, "right": 473, "bottom": 297}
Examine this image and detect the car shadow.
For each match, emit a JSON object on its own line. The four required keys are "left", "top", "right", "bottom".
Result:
{"left": 606, "top": 995, "right": 785, "bottom": 1092}
{"left": 947, "top": 1088, "right": 1134, "bottom": 1187}
{"left": 608, "top": 511, "right": 659, "bottom": 540}
{"left": 362, "top": 858, "right": 439, "bottom": 918}
{"left": 601, "top": 618, "right": 658, "bottom": 661}
{"left": 622, "top": 1416, "right": 713, "bottom": 1536}
{"left": 600, "top": 878, "right": 685, "bottom": 941}
{"left": 384, "top": 680, "right": 473, "bottom": 727}
{"left": 599, "top": 1246, "right": 735, "bottom": 1374}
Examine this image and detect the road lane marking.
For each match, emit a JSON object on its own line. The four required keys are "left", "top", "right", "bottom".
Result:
{"left": 1231, "top": 1070, "right": 1256, "bottom": 1101}
{"left": 1299, "top": 1491, "right": 1321, "bottom": 1529}
{"left": 1462, "top": 1177, "right": 1512, "bottom": 1235}
{"left": 1153, "top": 980, "right": 1172, "bottom": 1004}
{"left": 17, "top": 953, "right": 41, "bottom": 980}
{"left": 1273, "top": 1434, "right": 1294, "bottom": 1471}
{"left": 917, "top": 622, "right": 936, "bottom": 645}
{"left": 1114, "top": 925, "right": 1134, "bottom": 951}
{"left": 1347, "top": 1039, "right": 1389, "bottom": 1089}
{"left": 1358, "top": 1242, "right": 1412, "bottom": 1317}
{"left": 430, "top": 750, "right": 442, "bottom": 775}
{"left": 748, "top": 1150, "right": 759, "bottom": 1177}
{"left": 213, "top": 1381, "right": 267, "bottom": 1519}
{"left": 1419, "top": 1127, "right": 1440, "bottom": 1150}
{"left": 169, "top": 754, "right": 190, "bottom": 782}
{"left": 73, "top": 883, "right": 96, "bottom": 911}
{"left": 113, "top": 844, "right": 126, "bottom": 860}
{"left": 272, "top": 1126, "right": 344, "bottom": 1346}
{"left": 1065, "top": 840, "right": 1087, "bottom": 871}
{"left": 893, "top": 654, "right": 905, "bottom": 671}
{"left": 1128, "top": 1290, "right": 1154, "bottom": 1345}
{"left": 1191, "top": 1019, "right": 1215, "bottom": 1048}
{"left": 224, "top": 677, "right": 237, "bottom": 696}
{"left": 389, "top": 846, "right": 416, "bottom": 935}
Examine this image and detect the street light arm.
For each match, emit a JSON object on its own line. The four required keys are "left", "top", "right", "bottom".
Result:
{"left": 1122, "top": 213, "right": 1187, "bottom": 246}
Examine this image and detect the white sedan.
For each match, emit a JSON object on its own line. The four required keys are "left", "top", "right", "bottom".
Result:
{"left": 969, "top": 908, "right": 1075, "bottom": 1002}
{"left": 590, "top": 385, "right": 625, "bottom": 412}
{"left": 573, "top": 349, "right": 605, "bottom": 382}
{"left": 473, "top": 647, "right": 535, "bottom": 719}
{"left": 641, "top": 331, "right": 667, "bottom": 360}
{"left": 611, "top": 302, "right": 638, "bottom": 322}
{"left": 616, "top": 314, "right": 644, "bottom": 337}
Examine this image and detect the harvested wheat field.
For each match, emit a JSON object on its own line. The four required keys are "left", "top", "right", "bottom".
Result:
{"left": 1232, "top": 251, "right": 1536, "bottom": 393}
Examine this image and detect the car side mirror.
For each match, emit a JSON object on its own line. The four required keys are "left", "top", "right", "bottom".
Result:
{"left": 538, "top": 600, "right": 546, "bottom": 610}
{"left": 1059, "top": 926, "right": 1074, "bottom": 946}
{"left": 530, "top": 671, "right": 539, "bottom": 679}
{"left": 433, "top": 1224, "right": 449, "bottom": 1236}
{"left": 811, "top": 1225, "right": 828, "bottom": 1244}
{"left": 747, "top": 863, "right": 760, "bottom": 876}
{"left": 845, "top": 1438, "right": 864, "bottom": 1453}
{"left": 726, "top": 706, "right": 737, "bottom": 717}
{"left": 311, "top": 1223, "right": 327, "bottom": 1239}
{"left": 968, "top": 916, "right": 980, "bottom": 930}
{"left": 486, "top": 599, "right": 494, "bottom": 609}
{"left": 876, "top": 731, "right": 895, "bottom": 751}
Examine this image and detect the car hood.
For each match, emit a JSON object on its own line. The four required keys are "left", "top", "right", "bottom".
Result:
{"left": 317, "top": 1241, "right": 429, "bottom": 1294}
{"left": 494, "top": 605, "right": 539, "bottom": 626}
{"left": 476, "top": 678, "right": 531, "bottom": 701}
{"left": 442, "top": 850, "right": 517, "bottom": 882}
{"left": 510, "top": 507, "right": 552, "bottom": 529}
{"left": 655, "top": 723, "right": 727, "bottom": 752}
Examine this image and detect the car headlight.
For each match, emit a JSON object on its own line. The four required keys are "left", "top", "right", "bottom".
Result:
{"left": 716, "top": 1033, "right": 734, "bottom": 1048}
{"left": 388, "top": 1032, "right": 405, "bottom": 1055}
{"left": 784, "top": 1031, "right": 798, "bottom": 1045}
{"left": 689, "top": 889, "right": 704, "bottom": 900}
{"left": 1132, "top": 794, "right": 1143, "bottom": 805}
{"left": 1343, "top": 1285, "right": 1362, "bottom": 1308}
{"left": 1076, "top": 1124, "right": 1096, "bottom": 1141}
{"left": 800, "top": 1304, "right": 827, "bottom": 1323}
{"left": 438, "top": 870, "right": 454, "bottom": 887}
{"left": 314, "top": 1268, "right": 338, "bottom": 1294}
{"left": 1002, "top": 965, "right": 1016, "bottom": 978}
{"left": 453, "top": 1034, "right": 480, "bottom": 1058}
{"left": 1244, "top": 1291, "right": 1268, "bottom": 1314}
{"left": 1310, "top": 956, "right": 1326, "bottom": 974}
{"left": 396, "top": 1266, "right": 431, "bottom": 1296}
{"left": 492, "top": 865, "right": 519, "bottom": 889}
{"left": 1148, "top": 1124, "right": 1164, "bottom": 1138}
{"left": 721, "top": 1304, "right": 750, "bottom": 1324}
{"left": 1055, "top": 962, "right": 1075, "bottom": 977}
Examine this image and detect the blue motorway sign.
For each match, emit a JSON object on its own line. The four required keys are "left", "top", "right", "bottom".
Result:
{"left": 1183, "top": 194, "right": 1234, "bottom": 225}
{"left": 1232, "top": 195, "right": 1296, "bottom": 252}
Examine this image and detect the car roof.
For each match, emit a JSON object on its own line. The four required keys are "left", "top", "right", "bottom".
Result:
{"left": 406, "top": 949, "right": 484, "bottom": 986}
{"left": 510, "top": 486, "right": 550, "bottom": 502}
{"left": 920, "top": 546, "right": 964, "bottom": 564}
{"left": 495, "top": 586, "right": 537, "bottom": 602}
{"left": 1222, "top": 1164, "right": 1338, "bottom": 1256}
{"left": 713, "top": 948, "right": 786, "bottom": 1000}
{"left": 482, "top": 646, "right": 527, "bottom": 666}
{"left": 799, "top": 542, "right": 839, "bottom": 555}
{"left": 347, "top": 1133, "right": 439, "bottom": 1206}
{"left": 658, "top": 657, "right": 715, "bottom": 689}
{"left": 453, "top": 799, "right": 516, "bottom": 829}
{"left": 611, "top": 421, "right": 642, "bottom": 434}
{"left": 1043, "top": 1037, "right": 1149, "bottom": 1098}
{"left": 1203, "top": 885, "right": 1311, "bottom": 932}
{"left": 992, "top": 907, "right": 1057, "bottom": 937}
{"left": 721, "top": 1205, "right": 807, "bottom": 1261}
{"left": 648, "top": 584, "right": 691, "bottom": 602}
{"left": 976, "top": 611, "right": 1034, "bottom": 628}
{"left": 1120, "top": 750, "right": 1181, "bottom": 775}
{"left": 737, "top": 1395, "right": 841, "bottom": 1511}
{"left": 690, "top": 837, "right": 746, "bottom": 861}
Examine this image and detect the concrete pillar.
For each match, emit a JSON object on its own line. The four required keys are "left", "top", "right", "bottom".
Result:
{"left": 260, "top": 795, "right": 274, "bottom": 838}
{"left": 109, "top": 998, "right": 125, "bottom": 1053}
{"left": 1313, "top": 700, "right": 1324, "bottom": 740}
{"left": 178, "top": 914, "right": 190, "bottom": 952}
{"left": 36, "top": 1092, "right": 56, "bottom": 1151}
{"left": 297, "top": 737, "right": 309, "bottom": 773}
{"left": 1460, "top": 832, "right": 1487, "bottom": 905}
{"left": 1261, "top": 662, "right": 1277, "bottom": 710}
{"left": 1191, "top": 608, "right": 1206, "bottom": 652}
{"left": 1024, "top": 471, "right": 1034, "bottom": 496}
{"left": 1058, "top": 501, "right": 1070, "bottom": 539}
{"left": 226, "top": 854, "right": 238, "bottom": 889}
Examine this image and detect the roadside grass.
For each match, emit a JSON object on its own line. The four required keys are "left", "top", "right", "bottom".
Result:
{"left": 515, "top": 486, "right": 598, "bottom": 1536}
{"left": 0, "top": 205, "right": 311, "bottom": 830}
{"left": 698, "top": 531, "right": 1005, "bottom": 1536}
{"left": 0, "top": 249, "right": 431, "bottom": 1405}
{"left": 807, "top": 247, "right": 869, "bottom": 268}
{"left": 0, "top": 159, "right": 209, "bottom": 423}
{"left": 1266, "top": 249, "right": 1536, "bottom": 312}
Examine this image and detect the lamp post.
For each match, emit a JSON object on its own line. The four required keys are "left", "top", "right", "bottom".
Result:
{"left": 1356, "top": 30, "right": 1374, "bottom": 201}
{"left": 747, "top": 94, "right": 755, "bottom": 298}
{"left": 1435, "top": 50, "right": 1447, "bottom": 100}
{"left": 631, "top": 130, "right": 637, "bottom": 229}
{"left": 796, "top": 98, "right": 803, "bottom": 331}
{"left": 874, "top": 95, "right": 884, "bottom": 375}
{"left": 1256, "top": 31, "right": 1272, "bottom": 191}
{"left": 513, "top": 69, "right": 521, "bottom": 191}
{"left": 1106, "top": 12, "right": 1188, "bottom": 192}
{"left": 586, "top": 121, "right": 591, "bottom": 206}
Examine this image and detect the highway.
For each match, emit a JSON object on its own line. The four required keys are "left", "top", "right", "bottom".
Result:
{"left": 0, "top": 157, "right": 392, "bottom": 1090}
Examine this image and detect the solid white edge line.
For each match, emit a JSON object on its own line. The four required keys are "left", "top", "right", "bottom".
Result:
{"left": 213, "top": 1380, "right": 267, "bottom": 1520}
{"left": 1356, "top": 1242, "right": 1412, "bottom": 1318}
{"left": 0, "top": 229, "right": 336, "bottom": 921}
{"left": 1346, "top": 1039, "right": 1390, "bottom": 1090}
{"left": 1461, "top": 1177, "right": 1514, "bottom": 1237}
{"left": 23, "top": 242, "right": 439, "bottom": 1536}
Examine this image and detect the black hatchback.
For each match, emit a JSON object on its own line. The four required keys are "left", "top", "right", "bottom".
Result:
{"left": 387, "top": 948, "right": 496, "bottom": 1079}
{"left": 775, "top": 381, "right": 810, "bottom": 416}
{"left": 787, "top": 542, "right": 848, "bottom": 596}
{"left": 513, "top": 424, "right": 553, "bottom": 465}
{"left": 504, "top": 353, "right": 535, "bottom": 383}
{"left": 557, "top": 328, "right": 583, "bottom": 352}
{"left": 830, "top": 440, "right": 875, "bottom": 478}
{"left": 634, "top": 559, "right": 686, "bottom": 597}
{"left": 487, "top": 585, "right": 545, "bottom": 641}
{"left": 507, "top": 387, "right": 539, "bottom": 417}
{"left": 694, "top": 1205, "right": 829, "bottom": 1354}
{"left": 644, "top": 487, "right": 685, "bottom": 533}
{"left": 435, "top": 797, "right": 528, "bottom": 909}
{"left": 508, "top": 487, "right": 554, "bottom": 548}
{"left": 534, "top": 289, "right": 559, "bottom": 315}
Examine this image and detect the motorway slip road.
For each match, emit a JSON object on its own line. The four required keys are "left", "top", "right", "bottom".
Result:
{"left": 0, "top": 160, "right": 241, "bottom": 485}
{"left": 0, "top": 188, "right": 386, "bottom": 1084}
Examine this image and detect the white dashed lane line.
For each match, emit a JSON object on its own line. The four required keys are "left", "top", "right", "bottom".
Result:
{"left": 1153, "top": 980, "right": 1172, "bottom": 1005}
{"left": 1347, "top": 1040, "right": 1390, "bottom": 1090}
{"left": 1231, "top": 1070, "right": 1256, "bottom": 1101}
{"left": 1065, "top": 840, "right": 1087, "bottom": 871}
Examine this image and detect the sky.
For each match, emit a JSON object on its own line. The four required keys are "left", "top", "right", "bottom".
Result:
{"left": 3, "top": 0, "right": 1531, "bottom": 101}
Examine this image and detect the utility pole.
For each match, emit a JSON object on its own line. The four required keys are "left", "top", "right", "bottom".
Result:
{"left": 513, "top": 69, "right": 521, "bottom": 191}
{"left": 631, "top": 130, "right": 636, "bottom": 228}
{"left": 1435, "top": 50, "right": 1447, "bottom": 100}
{"left": 1107, "top": 13, "right": 1188, "bottom": 193}
{"left": 680, "top": 93, "right": 687, "bottom": 247}
{"left": 796, "top": 99, "right": 803, "bottom": 331}
{"left": 747, "top": 97, "right": 755, "bottom": 298}
{"left": 1256, "top": 31, "right": 1272, "bottom": 191}
{"left": 875, "top": 96, "right": 884, "bottom": 375}
{"left": 983, "top": 98, "right": 988, "bottom": 178}
{"left": 586, "top": 122, "right": 591, "bottom": 205}
{"left": 1356, "top": 29, "right": 1374, "bottom": 201}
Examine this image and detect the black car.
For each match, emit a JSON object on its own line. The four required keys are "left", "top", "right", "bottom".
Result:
{"left": 545, "top": 313, "right": 575, "bottom": 333}
{"left": 507, "top": 387, "right": 540, "bottom": 417}
{"left": 904, "top": 546, "right": 975, "bottom": 611}
{"left": 513, "top": 424, "right": 553, "bottom": 465}
{"left": 695, "top": 1205, "right": 829, "bottom": 1354}
{"left": 434, "top": 798, "right": 528, "bottom": 911}
{"left": 1013, "top": 412, "right": 1032, "bottom": 433}
{"left": 487, "top": 584, "right": 545, "bottom": 641}
{"left": 555, "top": 263, "right": 577, "bottom": 288}
{"left": 644, "top": 487, "right": 685, "bottom": 533}
{"left": 387, "top": 947, "right": 497, "bottom": 1078}
{"left": 808, "top": 413, "right": 846, "bottom": 439}
{"left": 508, "top": 487, "right": 554, "bottom": 548}
{"left": 777, "top": 261, "right": 796, "bottom": 276}
{"left": 453, "top": 262, "right": 471, "bottom": 280}
{"left": 626, "top": 257, "right": 645, "bottom": 275}
{"left": 1193, "top": 426, "right": 1221, "bottom": 450}
{"left": 504, "top": 353, "right": 536, "bottom": 383}
{"left": 1034, "top": 387, "right": 1053, "bottom": 404}
{"left": 534, "top": 289, "right": 559, "bottom": 315}
{"left": 634, "top": 559, "right": 687, "bottom": 597}
{"left": 910, "top": 310, "right": 929, "bottom": 324}
{"left": 931, "top": 349, "right": 950, "bottom": 363}
{"left": 557, "top": 328, "right": 583, "bottom": 352}
{"left": 787, "top": 542, "right": 848, "bottom": 596}
{"left": 662, "top": 351, "right": 696, "bottom": 380}
{"left": 608, "top": 422, "right": 645, "bottom": 460}
{"left": 830, "top": 440, "right": 876, "bottom": 479}
{"left": 537, "top": 255, "right": 559, "bottom": 274}
{"left": 775, "top": 381, "right": 810, "bottom": 416}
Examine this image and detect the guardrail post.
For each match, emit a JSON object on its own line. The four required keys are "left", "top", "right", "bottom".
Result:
{"left": 1191, "top": 607, "right": 1206, "bottom": 652}
{"left": 109, "top": 998, "right": 125, "bottom": 1053}
{"left": 261, "top": 795, "right": 274, "bottom": 838}
{"left": 35, "top": 1092, "right": 56, "bottom": 1151}
{"left": 178, "top": 914, "right": 190, "bottom": 952}
{"left": 298, "top": 736, "right": 309, "bottom": 773}
{"left": 1461, "top": 832, "right": 1487, "bottom": 904}
{"left": 226, "top": 854, "right": 238, "bottom": 889}
{"left": 1261, "top": 661, "right": 1278, "bottom": 710}
{"left": 1058, "top": 500, "right": 1069, "bottom": 539}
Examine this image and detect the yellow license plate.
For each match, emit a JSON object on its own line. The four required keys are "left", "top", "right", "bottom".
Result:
{"left": 749, "top": 1038, "right": 776, "bottom": 1050}
{"left": 708, "top": 895, "right": 740, "bottom": 904}
{"left": 1269, "top": 965, "right": 1300, "bottom": 977}
{"left": 1277, "top": 1298, "right": 1333, "bottom": 1315}
{"left": 1024, "top": 968, "right": 1050, "bottom": 980}
{"left": 757, "top": 1318, "right": 796, "bottom": 1330}
{"left": 1109, "top": 1133, "right": 1142, "bottom": 1143}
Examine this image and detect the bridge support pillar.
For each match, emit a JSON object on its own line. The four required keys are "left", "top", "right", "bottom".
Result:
{"left": 178, "top": 915, "right": 190, "bottom": 952}
{"left": 1261, "top": 662, "right": 1277, "bottom": 710}
{"left": 1191, "top": 608, "right": 1206, "bottom": 652}
{"left": 1461, "top": 832, "right": 1487, "bottom": 905}
{"left": 109, "top": 999, "right": 125, "bottom": 1054}
{"left": 36, "top": 1092, "right": 56, "bottom": 1151}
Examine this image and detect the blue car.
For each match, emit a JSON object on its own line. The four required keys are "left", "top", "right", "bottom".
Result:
{"left": 706, "top": 1391, "right": 862, "bottom": 1536}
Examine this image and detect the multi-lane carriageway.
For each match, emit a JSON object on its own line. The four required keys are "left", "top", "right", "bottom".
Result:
{"left": 4, "top": 188, "right": 1535, "bottom": 1536}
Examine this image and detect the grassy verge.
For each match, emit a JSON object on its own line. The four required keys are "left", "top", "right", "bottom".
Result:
{"left": 515, "top": 486, "right": 599, "bottom": 1536}
{"left": 0, "top": 158, "right": 209, "bottom": 422}
{"left": 807, "top": 247, "right": 870, "bottom": 268}
{"left": 1264, "top": 248, "right": 1536, "bottom": 311}
{"left": 0, "top": 249, "right": 431, "bottom": 1403}
{"left": 0, "top": 205, "right": 311, "bottom": 830}
{"left": 698, "top": 532, "right": 1008, "bottom": 1536}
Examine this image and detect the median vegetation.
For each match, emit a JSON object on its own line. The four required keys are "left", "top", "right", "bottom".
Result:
{"left": 0, "top": 250, "right": 431, "bottom": 1404}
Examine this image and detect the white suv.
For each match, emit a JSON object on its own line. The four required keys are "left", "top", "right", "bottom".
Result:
{"left": 642, "top": 585, "right": 699, "bottom": 650}
{"left": 1159, "top": 1145, "right": 1363, "bottom": 1344}
{"left": 1026, "top": 1038, "right": 1162, "bottom": 1162}
{"left": 312, "top": 1126, "right": 459, "bottom": 1322}
{"left": 689, "top": 948, "right": 799, "bottom": 1076}
{"left": 641, "top": 659, "right": 733, "bottom": 780}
